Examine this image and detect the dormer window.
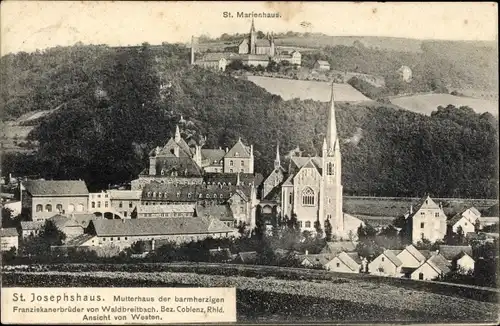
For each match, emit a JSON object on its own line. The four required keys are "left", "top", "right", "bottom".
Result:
{"left": 176, "top": 192, "right": 180, "bottom": 198}
{"left": 148, "top": 192, "right": 152, "bottom": 197}
{"left": 235, "top": 152, "right": 239, "bottom": 157}
{"left": 188, "top": 193, "right": 192, "bottom": 198}
{"left": 220, "top": 194, "right": 223, "bottom": 198}
{"left": 158, "top": 193, "right": 163, "bottom": 198}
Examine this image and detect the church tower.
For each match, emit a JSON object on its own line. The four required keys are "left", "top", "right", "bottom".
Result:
{"left": 274, "top": 142, "right": 281, "bottom": 170}
{"left": 249, "top": 18, "right": 256, "bottom": 54}
{"left": 319, "top": 83, "right": 343, "bottom": 235}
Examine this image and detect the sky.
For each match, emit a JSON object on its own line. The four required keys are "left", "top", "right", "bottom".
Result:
{"left": 1, "top": 1, "right": 498, "bottom": 54}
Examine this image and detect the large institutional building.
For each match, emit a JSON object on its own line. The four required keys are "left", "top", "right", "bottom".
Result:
{"left": 193, "top": 19, "right": 301, "bottom": 71}
{"left": 261, "top": 84, "right": 363, "bottom": 238}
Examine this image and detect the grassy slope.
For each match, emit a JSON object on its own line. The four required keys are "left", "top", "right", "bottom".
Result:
{"left": 2, "top": 271, "right": 497, "bottom": 322}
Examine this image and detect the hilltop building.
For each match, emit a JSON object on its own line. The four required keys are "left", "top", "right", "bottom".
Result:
{"left": 261, "top": 84, "right": 363, "bottom": 238}
{"left": 191, "top": 19, "right": 301, "bottom": 70}
{"left": 397, "top": 65, "right": 412, "bottom": 83}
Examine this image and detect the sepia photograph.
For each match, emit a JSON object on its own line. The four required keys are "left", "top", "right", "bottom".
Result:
{"left": 0, "top": 1, "right": 498, "bottom": 324}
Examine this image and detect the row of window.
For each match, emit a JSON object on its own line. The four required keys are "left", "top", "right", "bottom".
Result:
{"left": 141, "top": 212, "right": 191, "bottom": 217}
{"left": 298, "top": 221, "right": 312, "bottom": 228}
{"left": 420, "top": 212, "right": 440, "bottom": 217}
{"left": 90, "top": 193, "right": 109, "bottom": 199}
{"left": 35, "top": 203, "right": 84, "bottom": 213}
{"left": 102, "top": 236, "right": 128, "bottom": 241}
{"left": 228, "top": 169, "right": 245, "bottom": 173}
{"left": 118, "top": 202, "right": 134, "bottom": 208}
{"left": 147, "top": 192, "right": 233, "bottom": 200}
{"left": 91, "top": 201, "right": 109, "bottom": 209}
{"left": 229, "top": 160, "right": 245, "bottom": 167}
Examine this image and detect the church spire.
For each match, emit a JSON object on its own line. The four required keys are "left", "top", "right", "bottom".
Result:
{"left": 174, "top": 125, "right": 181, "bottom": 143}
{"left": 326, "top": 83, "right": 338, "bottom": 153}
{"left": 250, "top": 17, "right": 256, "bottom": 33}
{"left": 274, "top": 142, "right": 281, "bottom": 169}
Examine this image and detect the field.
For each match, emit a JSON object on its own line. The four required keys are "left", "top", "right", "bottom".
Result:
{"left": 2, "top": 266, "right": 498, "bottom": 323}
{"left": 245, "top": 76, "right": 371, "bottom": 102}
{"left": 343, "top": 196, "right": 498, "bottom": 223}
{"left": 390, "top": 93, "right": 499, "bottom": 116}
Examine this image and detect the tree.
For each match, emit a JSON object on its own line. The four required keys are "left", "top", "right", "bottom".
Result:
{"left": 324, "top": 218, "right": 333, "bottom": 241}
{"left": 474, "top": 218, "right": 481, "bottom": 233}
{"left": 314, "top": 219, "right": 323, "bottom": 239}
{"left": 455, "top": 226, "right": 466, "bottom": 245}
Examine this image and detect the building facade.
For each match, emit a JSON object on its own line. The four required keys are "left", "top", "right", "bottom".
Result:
{"left": 21, "top": 180, "right": 90, "bottom": 221}
{"left": 407, "top": 196, "right": 447, "bottom": 244}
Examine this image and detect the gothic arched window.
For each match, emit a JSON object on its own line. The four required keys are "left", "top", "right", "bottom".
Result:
{"left": 36, "top": 204, "right": 43, "bottom": 212}
{"left": 302, "top": 187, "right": 315, "bottom": 206}
{"left": 327, "top": 162, "right": 335, "bottom": 175}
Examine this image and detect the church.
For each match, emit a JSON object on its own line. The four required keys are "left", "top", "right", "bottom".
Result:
{"left": 262, "top": 83, "right": 363, "bottom": 238}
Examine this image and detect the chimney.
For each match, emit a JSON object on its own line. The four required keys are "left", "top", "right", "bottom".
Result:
{"left": 305, "top": 250, "right": 309, "bottom": 256}
{"left": 410, "top": 205, "right": 413, "bottom": 214}
{"left": 225, "top": 147, "right": 228, "bottom": 153}
{"left": 152, "top": 239, "right": 155, "bottom": 251}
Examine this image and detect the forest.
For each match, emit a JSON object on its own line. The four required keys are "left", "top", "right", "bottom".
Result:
{"left": 1, "top": 43, "right": 498, "bottom": 198}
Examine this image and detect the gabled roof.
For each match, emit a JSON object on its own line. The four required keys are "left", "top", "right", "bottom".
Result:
{"left": 201, "top": 149, "right": 226, "bottom": 164}
{"left": 408, "top": 195, "right": 443, "bottom": 220}
{"left": 64, "top": 234, "right": 95, "bottom": 247}
{"left": 196, "top": 203, "right": 234, "bottom": 221}
{"left": 154, "top": 157, "right": 203, "bottom": 177}
{"left": 138, "top": 203, "right": 196, "bottom": 215}
{"left": 336, "top": 251, "right": 362, "bottom": 271}
{"left": 237, "top": 251, "right": 258, "bottom": 263}
{"left": 23, "top": 180, "right": 89, "bottom": 196}
{"left": 282, "top": 174, "right": 294, "bottom": 187}
{"left": 90, "top": 216, "right": 234, "bottom": 237}
{"left": 20, "top": 221, "right": 45, "bottom": 231}
{"left": 438, "top": 245, "right": 473, "bottom": 260}
{"left": 299, "top": 253, "right": 333, "bottom": 266}
{"left": 224, "top": 139, "right": 251, "bottom": 158}
{"left": 382, "top": 249, "right": 403, "bottom": 267}
{"left": 254, "top": 39, "right": 271, "bottom": 47}
{"left": 448, "top": 207, "right": 481, "bottom": 226}
{"left": 290, "top": 156, "right": 322, "bottom": 170}
{"left": 315, "top": 60, "right": 330, "bottom": 66}
{"left": 320, "top": 241, "right": 356, "bottom": 255}
{"left": 402, "top": 244, "right": 427, "bottom": 263}
{"left": 0, "top": 228, "right": 18, "bottom": 237}
{"left": 426, "top": 253, "right": 451, "bottom": 274}
{"left": 49, "top": 214, "right": 85, "bottom": 230}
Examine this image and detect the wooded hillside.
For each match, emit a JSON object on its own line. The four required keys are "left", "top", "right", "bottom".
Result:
{"left": 1, "top": 44, "right": 497, "bottom": 197}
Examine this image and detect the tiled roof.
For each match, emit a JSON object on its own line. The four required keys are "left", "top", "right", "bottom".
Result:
{"left": 282, "top": 174, "right": 294, "bottom": 186}
{"left": 20, "top": 221, "right": 45, "bottom": 231}
{"left": 337, "top": 251, "right": 362, "bottom": 271}
{"left": 299, "top": 253, "right": 333, "bottom": 266}
{"left": 154, "top": 157, "right": 203, "bottom": 177}
{"left": 107, "top": 190, "right": 142, "bottom": 200}
{"left": 0, "top": 228, "right": 18, "bottom": 237}
{"left": 408, "top": 195, "right": 442, "bottom": 220}
{"left": 427, "top": 253, "right": 451, "bottom": 274}
{"left": 403, "top": 244, "right": 427, "bottom": 263}
{"left": 69, "top": 213, "right": 96, "bottom": 228}
{"left": 23, "top": 180, "right": 89, "bottom": 196}
{"left": 290, "top": 156, "right": 322, "bottom": 172}
{"left": 225, "top": 139, "right": 251, "bottom": 158}
{"left": 196, "top": 203, "right": 234, "bottom": 221}
{"left": 383, "top": 249, "right": 403, "bottom": 267}
{"left": 448, "top": 207, "right": 481, "bottom": 226}
{"left": 91, "top": 216, "right": 234, "bottom": 237}
{"left": 49, "top": 214, "right": 85, "bottom": 230}
{"left": 201, "top": 149, "right": 226, "bottom": 164}
{"left": 157, "top": 137, "right": 192, "bottom": 157}
{"left": 64, "top": 234, "right": 95, "bottom": 247}
{"left": 239, "top": 54, "right": 270, "bottom": 61}
{"left": 438, "top": 245, "right": 473, "bottom": 260}
{"left": 203, "top": 173, "right": 256, "bottom": 187}
{"left": 315, "top": 60, "right": 330, "bottom": 66}
{"left": 483, "top": 203, "right": 498, "bottom": 217}
{"left": 320, "top": 241, "right": 356, "bottom": 255}
{"left": 138, "top": 203, "right": 196, "bottom": 215}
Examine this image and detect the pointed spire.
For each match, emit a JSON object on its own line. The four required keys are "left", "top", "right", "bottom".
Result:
{"left": 326, "top": 83, "right": 338, "bottom": 153}
{"left": 174, "top": 125, "right": 181, "bottom": 142}
{"left": 274, "top": 142, "right": 281, "bottom": 169}
{"left": 250, "top": 17, "right": 256, "bottom": 32}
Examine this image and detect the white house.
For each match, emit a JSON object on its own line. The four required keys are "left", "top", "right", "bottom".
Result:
{"left": 396, "top": 244, "right": 429, "bottom": 268}
{"left": 324, "top": 251, "right": 362, "bottom": 273}
{"left": 407, "top": 195, "right": 447, "bottom": 244}
{"left": 410, "top": 253, "right": 450, "bottom": 281}
{"left": 439, "top": 245, "right": 474, "bottom": 274}
{"left": 368, "top": 249, "right": 403, "bottom": 277}
{"left": 313, "top": 60, "right": 330, "bottom": 71}
{"left": 447, "top": 207, "right": 481, "bottom": 234}
{"left": 20, "top": 221, "right": 45, "bottom": 239}
{"left": 0, "top": 228, "right": 19, "bottom": 252}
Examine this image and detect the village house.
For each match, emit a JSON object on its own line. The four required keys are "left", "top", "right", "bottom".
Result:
{"left": 320, "top": 241, "right": 357, "bottom": 255}
{"left": 447, "top": 207, "right": 481, "bottom": 234}
{"left": 195, "top": 203, "right": 235, "bottom": 228}
{"left": 368, "top": 249, "right": 403, "bottom": 277}
{"left": 299, "top": 252, "right": 333, "bottom": 268}
{"left": 396, "top": 244, "right": 432, "bottom": 277}
{"left": 324, "top": 251, "right": 362, "bottom": 273}
{"left": 439, "top": 245, "right": 475, "bottom": 273}
{"left": 20, "top": 180, "right": 90, "bottom": 221}
{"left": 20, "top": 221, "right": 45, "bottom": 239}
{"left": 410, "top": 253, "right": 450, "bottom": 281}
{"left": 86, "top": 216, "right": 236, "bottom": 251}
{"left": 405, "top": 195, "right": 447, "bottom": 244}
{"left": 0, "top": 228, "right": 19, "bottom": 252}
{"left": 313, "top": 60, "right": 330, "bottom": 71}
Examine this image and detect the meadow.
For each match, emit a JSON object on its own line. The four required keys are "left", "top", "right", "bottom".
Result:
{"left": 390, "top": 93, "right": 498, "bottom": 116}
{"left": 2, "top": 268, "right": 498, "bottom": 323}
{"left": 245, "top": 76, "right": 371, "bottom": 102}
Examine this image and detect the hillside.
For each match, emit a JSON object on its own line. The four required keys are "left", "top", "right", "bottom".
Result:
{"left": 1, "top": 44, "right": 498, "bottom": 198}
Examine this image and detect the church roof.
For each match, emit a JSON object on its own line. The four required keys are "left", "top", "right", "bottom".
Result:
{"left": 225, "top": 139, "right": 251, "bottom": 158}
{"left": 254, "top": 39, "right": 271, "bottom": 47}
{"left": 290, "top": 156, "right": 322, "bottom": 170}
{"left": 157, "top": 137, "right": 192, "bottom": 157}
